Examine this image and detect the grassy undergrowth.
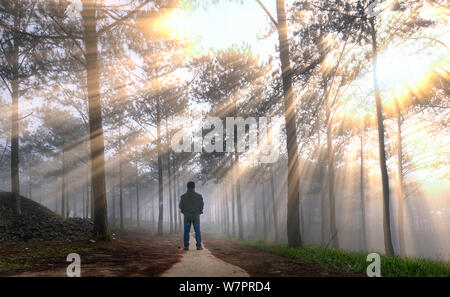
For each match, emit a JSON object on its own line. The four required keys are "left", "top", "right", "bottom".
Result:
{"left": 226, "top": 238, "right": 450, "bottom": 277}
{"left": 0, "top": 245, "right": 93, "bottom": 271}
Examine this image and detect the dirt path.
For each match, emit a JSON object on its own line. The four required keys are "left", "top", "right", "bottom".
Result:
{"left": 161, "top": 234, "right": 249, "bottom": 277}
{"left": 1, "top": 232, "right": 363, "bottom": 277}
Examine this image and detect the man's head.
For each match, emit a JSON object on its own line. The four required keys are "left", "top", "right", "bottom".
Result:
{"left": 187, "top": 181, "right": 195, "bottom": 190}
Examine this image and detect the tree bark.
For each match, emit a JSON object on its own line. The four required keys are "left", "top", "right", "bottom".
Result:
{"left": 28, "top": 175, "right": 32, "bottom": 200}
{"left": 90, "top": 185, "right": 94, "bottom": 219}
{"left": 135, "top": 159, "right": 140, "bottom": 228}
{"left": 395, "top": 99, "right": 406, "bottom": 255}
{"left": 275, "top": 0, "right": 301, "bottom": 247}
{"left": 270, "top": 166, "right": 279, "bottom": 242}
{"left": 253, "top": 186, "right": 257, "bottom": 235}
{"left": 130, "top": 188, "right": 133, "bottom": 220}
{"left": 10, "top": 45, "right": 21, "bottom": 215}
{"left": 231, "top": 181, "right": 236, "bottom": 237}
{"left": 320, "top": 180, "right": 327, "bottom": 246}
{"left": 112, "top": 185, "right": 116, "bottom": 227}
{"left": 156, "top": 104, "right": 164, "bottom": 236}
{"left": 326, "top": 87, "right": 339, "bottom": 248}
{"left": 151, "top": 185, "right": 155, "bottom": 230}
{"left": 66, "top": 187, "right": 70, "bottom": 218}
{"left": 225, "top": 183, "right": 230, "bottom": 236}
{"left": 360, "top": 128, "right": 367, "bottom": 251}
{"left": 85, "top": 164, "right": 90, "bottom": 218}
{"left": 370, "top": 18, "right": 395, "bottom": 255}
{"left": 234, "top": 151, "right": 244, "bottom": 240}
{"left": 83, "top": 183, "right": 86, "bottom": 219}
{"left": 118, "top": 124, "right": 124, "bottom": 230}
{"left": 172, "top": 155, "right": 179, "bottom": 232}
{"left": 177, "top": 177, "right": 182, "bottom": 231}
{"left": 262, "top": 183, "right": 267, "bottom": 241}
{"left": 319, "top": 90, "right": 327, "bottom": 247}
{"left": 74, "top": 186, "right": 77, "bottom": 217}
{"left": 61, "top": 150, "right": 66, "bottom": 218}
{"left": 82, "top": 0, "right": 108, "bottom": 238}
{"left": 166, "top": 123, "right": 173, "bottom": 233}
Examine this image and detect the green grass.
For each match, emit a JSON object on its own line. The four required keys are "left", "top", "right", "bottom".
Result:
{"left": 0, "top": 246, "right": 93, "bottom": 272}
{"left": 227, "top": 238, "right": 450, "bottom": 277}
{"left": 0, "top": 262, "right": 32, "bottom": 270}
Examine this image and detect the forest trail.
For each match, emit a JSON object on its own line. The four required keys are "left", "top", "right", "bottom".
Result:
{"left": 161, "top": 234, "right": 250, "bottom": 277}
{"left": 1, "top": 232, "right": 362, "bottom": 277}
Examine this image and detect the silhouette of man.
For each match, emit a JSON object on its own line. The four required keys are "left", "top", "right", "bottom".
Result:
{"left": 179, "top": 181, "right": 204, "bottom": 250}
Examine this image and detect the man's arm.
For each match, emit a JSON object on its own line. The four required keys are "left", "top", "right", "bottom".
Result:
{"left": 199, "top": 195, "right": 204, "bottom": 214}
{"left": 179, "top": 196, "right": 185, "bottom": 213}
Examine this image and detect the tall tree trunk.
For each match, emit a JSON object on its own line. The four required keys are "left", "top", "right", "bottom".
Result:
{"left": 262, "top": 183, "right": 267, "bottom": 241}
{"left": 157, "top": 105, "right": 164, "bottom": 236}
{"left": 308, "top": 194, "right": 313, "bottom": 244}
{"left": 253, "top": 186, "right": 257, "bottom": 235}
{"left": 74, "top": 187, "right": 77, "bottom": 217}
{"left": 220, "top": 190, "right": 224, "bottom": 234}
{"left": 54, "top": 183, "right": 58, "bottom": 213}
{"left": 166, "top": 123, "right": 173, "bottom": 233}
{"left": 151, "top": 187, "right": 155, "bottom": 230}
{"left": 320, "top": 180, "right": 327, "bottom": 246}
{"left": 66, "top": 188, "right": 70, "bottom": 218}
{"left": 119, "top": 125, "right": 124, "bottom": 230}
{"left": 395, "top": 100, "right": 406, "bottom": 255}
{"left": 326, "top": 90, "right": 339, "bottom": 248}
{"left": 177, "top": 177, "right": 182, "bottom": 231}
{"left": 231, "top": 181, "right": 236, "bottom": 237}
{"left": 82, "top": 1, "right": 108, "bottom": 238}
{"left": 275, "top": 0, "right": 301, "bottom": 247}
{"left": 270, "top": 166, "right": 279, "bottom": 242}
{"left": 85, "top": 164, "right": 90, "bottom": 218}
{"left": 61, "top": 150, "right": 66, "bottom": 218}
{"left": 360, "top": 128, "right": 367, "bottom": 251}
{"left": 83, "top": 184, "right": 86, "bottom": 219}
{"left": 172, "top": 155, "right": 178, "bottom": 233}
{"left": 319, "top": 93, "right": 327, "bottom": 247}
{"left": 135, "top": 159, "right": 140, "bottom": 228}
{"left": 129, "top": 189, "right": 133, "bottom": 220}
{"left": 11, "top": 46, "right": 21, "bottom": 215}
{"left": 90, "top": 185, "right": 94, "bottom": 219}
{"left": 234, "top": 151, "right": 244, "bottom": 240}
{"left": 221, "top": 183, "right": 227, "bottom": 235}
{"left": 28, "top": 175, "right": 32, "bottom": 200}
{"left": 225, "top": 183, "right": 230, "bottom": 236}
{"left": 370, "top": 18, "right": 395, "bottom": 256}
{"left": 112, "top": 185, "right": 116, "bottom": 227}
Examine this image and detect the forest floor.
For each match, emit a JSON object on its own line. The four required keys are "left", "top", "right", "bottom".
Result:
{"left": 0, "top": 231, "right": 183, "bottom": 276}
{"left": 204, "top": 238, "right": 364, "bottom": 277}
{"left": 0, "top": 231, "right": 366, "bottom": 277}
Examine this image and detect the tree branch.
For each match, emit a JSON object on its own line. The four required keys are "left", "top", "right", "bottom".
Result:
{"left": 97, "top": 0, "right": 153, "bottom": 35}
{"left": 255, "top": 0, "right": 278, "bottom": 27}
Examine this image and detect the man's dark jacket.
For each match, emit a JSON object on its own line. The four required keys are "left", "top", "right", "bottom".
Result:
{"left": 179, "top": 189, "right": 204, "bottom": 222}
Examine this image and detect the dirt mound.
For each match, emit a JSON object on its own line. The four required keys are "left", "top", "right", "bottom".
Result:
{"left": 0, "top": 192, "right": 93, "bottom": 242}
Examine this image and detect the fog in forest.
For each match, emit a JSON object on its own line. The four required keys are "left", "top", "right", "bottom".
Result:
{"left": 0, "top": 0, "right": 448, "bottom": 263}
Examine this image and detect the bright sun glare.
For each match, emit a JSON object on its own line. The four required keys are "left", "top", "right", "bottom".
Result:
{"left": 376, "top": 41, "right": 449, "bottom": 112}
{"left": 153, "top": 9, "right": 193, "bottom": 41}
{"left": 337, "top": 34, "right": 449, "bottom": 197}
